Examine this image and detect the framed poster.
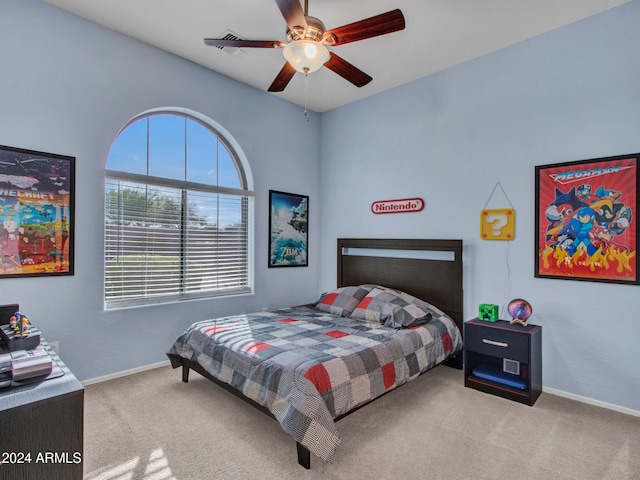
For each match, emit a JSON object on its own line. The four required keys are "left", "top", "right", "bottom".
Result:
{"left": 0, "top": 145, "right": 75, "bottom": 278}
{"left": 535, "top": 153, "right": 638, "bottom": 284}
{"left": 269, "top": 190, "right": 308, "bottom": 267}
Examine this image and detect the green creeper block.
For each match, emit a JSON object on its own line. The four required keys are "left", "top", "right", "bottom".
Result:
{"left": 478, "top": 304, "right": 499, "bottom": 322}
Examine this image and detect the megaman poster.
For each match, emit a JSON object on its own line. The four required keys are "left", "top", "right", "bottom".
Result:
{"left": 535, "top": 154, "right": 638, "bottom": 284}
{"left": 0, "top": 145, "right": 75, "bottom": 278}
{"left": 268, "top": 190, "right": 308, "bottom": 267}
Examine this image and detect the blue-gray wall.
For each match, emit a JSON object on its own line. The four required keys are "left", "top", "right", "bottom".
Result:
{"left": 320, "top": 1, "right": 640, "bottom": 413}
{"left": 1, "top": 0, "right": 638, "bottom": 414}
{"left": 0, "top": 0, "right": 322, "bottom": 380}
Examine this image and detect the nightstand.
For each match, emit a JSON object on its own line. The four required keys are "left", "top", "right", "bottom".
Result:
{"left": 464, "top": 318, "right": 542, "bottom": 406}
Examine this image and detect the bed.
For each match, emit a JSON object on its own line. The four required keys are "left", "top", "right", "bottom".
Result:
{"left": 167, "top": 238, "right": 464, "bottom": 468}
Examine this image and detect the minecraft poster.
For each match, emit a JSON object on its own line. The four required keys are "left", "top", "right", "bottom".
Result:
{"left": 0, "top": 145, "right": 75, "bottom": 277}
{"left": 535, "top": 154, "right": 638, "bottom": 284}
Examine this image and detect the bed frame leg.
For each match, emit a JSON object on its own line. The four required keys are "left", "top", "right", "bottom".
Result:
{"left": 296, "top": 442, "right": 310, "bottom": 469}
{"left": 182, "top": 365, "right": 190, "bottom": 383}
{"left": 444, "top": 353, "right": 463, "bottom": 370}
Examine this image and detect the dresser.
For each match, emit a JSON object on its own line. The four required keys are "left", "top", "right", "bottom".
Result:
{"left": 0, "top": 340, "right": 84, "bottom": 480}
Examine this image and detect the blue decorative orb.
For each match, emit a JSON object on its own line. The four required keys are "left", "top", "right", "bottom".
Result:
{"left": 507, "top": 299, "right": 532, "bottom": 324}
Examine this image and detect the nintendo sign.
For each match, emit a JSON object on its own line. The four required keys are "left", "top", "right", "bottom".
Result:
{"left": 371, "top": 198, "right": 425, "bottom": 214}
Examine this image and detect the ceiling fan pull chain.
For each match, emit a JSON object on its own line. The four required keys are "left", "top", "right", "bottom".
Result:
{"left": 304, "top": 70, "right": 310, "bottom": 122}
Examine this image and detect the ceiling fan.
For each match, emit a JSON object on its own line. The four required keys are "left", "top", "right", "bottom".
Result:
{"left": 204, "top": 0, "right": 405, "bottom": 92}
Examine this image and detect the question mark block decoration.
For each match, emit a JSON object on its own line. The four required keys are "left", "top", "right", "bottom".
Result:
{"left": 478, "top": 304, "right": 499, "bottom": 322}
{"left": 481, "top": 208, "right": 515, "bottom": 240}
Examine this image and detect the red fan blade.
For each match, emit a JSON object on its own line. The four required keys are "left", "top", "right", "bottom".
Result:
{"left": 268, "top": 62, "right": 297, "bottom": 92}
{"left": 323, "top": 53, "right": 372, "bottom": 88}
{"left": 204, "top": 38, "right": 285, "bottom": 49}
{"left": 324, "top": 9, "right": 405, "bottom": 46}
{"left": 274, "top": 0, "right": 307, "bottom": 31}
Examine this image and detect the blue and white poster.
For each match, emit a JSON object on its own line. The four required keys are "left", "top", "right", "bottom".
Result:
{"left": 269, "top": 190, "right": 308, "bottom": 267}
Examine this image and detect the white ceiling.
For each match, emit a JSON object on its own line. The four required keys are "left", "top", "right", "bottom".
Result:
{"left": 42, "top": 0, "right": 628, "bottom": 113}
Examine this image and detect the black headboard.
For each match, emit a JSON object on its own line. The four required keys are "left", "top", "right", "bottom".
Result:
{"left": 337, "top": 238, "right": 463, "bottom": 334}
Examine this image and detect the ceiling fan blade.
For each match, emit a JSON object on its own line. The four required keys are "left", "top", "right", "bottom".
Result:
{"left": 274, "top": 0, "right": 307, "bottom": 30}
{"left": 324, "top": 53, "right": 372, "bottom": 88}
{"left": 324, "top": 9, "right": 405, "bottom": 46}
{"left": 268, "top": 62, "right": 297, "bottom": 92}
{"left": 204, "top": 38, "right": 285, "bottom": 49}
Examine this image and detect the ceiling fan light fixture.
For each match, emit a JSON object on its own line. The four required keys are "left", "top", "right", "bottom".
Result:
{"left": 283, "top": 40, "right": 329, "bottom": 74}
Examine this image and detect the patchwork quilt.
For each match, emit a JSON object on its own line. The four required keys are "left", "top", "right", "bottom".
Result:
{"left": 167, "top": 305, "right": 462, "bottom": 463}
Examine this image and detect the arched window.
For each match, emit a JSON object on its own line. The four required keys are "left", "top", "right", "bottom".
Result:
{"left": 104, "top": 111, "right": 253, "bottom": 309}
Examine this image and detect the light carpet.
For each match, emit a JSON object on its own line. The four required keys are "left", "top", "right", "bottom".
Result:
{"left": 83, "top": 364, "right": 640, "bottom": 480}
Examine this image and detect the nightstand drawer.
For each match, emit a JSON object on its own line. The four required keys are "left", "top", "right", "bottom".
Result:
{"left": 465, "top": 323, "right": 529, "bottom": 362}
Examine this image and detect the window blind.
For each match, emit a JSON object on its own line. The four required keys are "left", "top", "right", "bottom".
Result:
{"left": 105, "top": 178, "right": 249, "bottom": 308}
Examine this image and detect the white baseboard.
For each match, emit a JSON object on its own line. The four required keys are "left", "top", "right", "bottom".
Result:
{"left": 543, "top": 386, "right": 640, "bottom": 418}
{"left": 81, "top": 360, "right": 171, "bottom": 386}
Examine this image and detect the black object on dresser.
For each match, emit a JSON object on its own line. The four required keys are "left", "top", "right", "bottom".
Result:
{"left": 0, "top": 339, "right": 84, "bottom": 480}
{"left": 464, "top": 318, "right": 542, "bottom": 406}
